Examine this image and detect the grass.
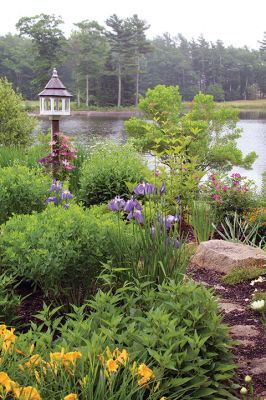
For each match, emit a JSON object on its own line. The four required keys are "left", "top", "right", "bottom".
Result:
{"left": 223, "top": 266, "right": 266, "bottom": 285}
{"left": 0, "top": 144, "right": 48, "bottom": 169}
{"left": 252, "top": 291, "right": 266, "bottom": 302}
{"left": 25, "top": 99, "right": 266, "bottom": 114}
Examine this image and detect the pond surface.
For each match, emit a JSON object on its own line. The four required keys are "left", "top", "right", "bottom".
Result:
{"left": 38, "top": 114, "right": 266, "bottom": 189}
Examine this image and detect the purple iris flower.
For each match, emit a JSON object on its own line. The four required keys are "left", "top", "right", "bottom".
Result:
{"left": 177, "top": 195, "right": 181, "bottom": 205}
{"left": 166, "top": 237, "right": 180, "bottom": 249}
{"left": 133, "top": 182, "right": 145, "bottom": 195}
{"left": 127, "top": 209, "right": 144, "bottom": 224}
{"left": 124, "top": 196, "right": 142, "bottom": 213}
{"left": 160, "top": 182, "right": 166, "bottom": 196}
{"left": 145, "top": 183, "right": 155, "bottom": 195}
{"left": 134, "top": 182, "right": 155, "bottom": 196}
{"left": 46, "top": 196, "right": 57, "bottom": 204}
{"left": 165, "top": 214, "right": 179, "bottom": 230}
{"left": 109, "top": 196, "right": 125, "bottom": 212}
{"left": 60, "top": 190, "right": 73, "bottom": 201}
{"left": 174, "top": 239, "right": 180, "bottom": 249}
{"left": 63, "top": 203, "right": 70, "bottom": 209}
{"left": 48, "top": 180, "right": 63, "bottom": 193}
{"left": 150, "top": 226, "right": 156, "bottom": 238}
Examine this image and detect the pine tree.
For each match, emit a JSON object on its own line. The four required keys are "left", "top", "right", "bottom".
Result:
{"left": 105, "top": 14, "right": 135, "bottom": 107}
{"left": 259, "top": 31, "right": 266, "bottom": 51}
{"left": 125, "top": 15, "right": 152, "bottom": 106}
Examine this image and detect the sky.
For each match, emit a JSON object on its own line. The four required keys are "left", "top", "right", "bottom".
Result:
{"left": 0, "top": 0, "right": 265, "bottom": 49}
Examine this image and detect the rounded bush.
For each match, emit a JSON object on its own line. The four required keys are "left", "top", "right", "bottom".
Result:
{"left": 0, "top": 165, "right": 51, "bottom": 224}
{"left": 0, "top": 205, "right": 106, "bottom": 301}
{"left": 79, "top": 143, "right": 147, "bottom": 206}
{"left": 0, "top": 78, "right": 36, "bottom": 146}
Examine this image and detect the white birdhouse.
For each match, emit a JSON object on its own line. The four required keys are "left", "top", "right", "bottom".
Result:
{"left": 38, "top": 68, "right": 72, "bottom": 116}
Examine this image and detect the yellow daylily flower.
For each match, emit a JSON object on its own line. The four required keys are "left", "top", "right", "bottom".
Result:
{"left": 0, "top": 372, "right": 18, "bottom": 393}
{"left": 64, "top": 394, "right": 78, "bottom": 400}
{"left": 106, "top": 359, "right": 119, "bottom": 374}
{"left": 25, "top": 354, "right": 42, "bottom": 368}
{"left": 137, "top": 363, "right": 155, "bottom": 385}
{"left": 13, "top": 386, "right": 42, "bottom": 400}
{"left": 115, "top": 348, "right": 128, "bottom": 365}
{"left": 34, "top": 369, "right": 41, "bottom": 384}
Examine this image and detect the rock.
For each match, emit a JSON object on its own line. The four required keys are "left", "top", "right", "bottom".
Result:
{"left": 249, "top": 357, "right": 266, "bottom": 375}
{"left": 219, "top": 302, "right": 245, "bottom": 314}
{"left": 230, "top": 324, "right": 259, "bottom": 338}
{"left": 214, "top": 284, "right": 227, "bottom": 290}
{"left": 190, "top": 240, "right": 266, "bottom": 274}
{"left": 237, "top": 339, "right": 256, "bottom": 347}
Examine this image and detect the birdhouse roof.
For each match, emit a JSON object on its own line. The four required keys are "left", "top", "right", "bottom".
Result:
{"left": 38, "top": 68, "right": 72, "bottom": 97}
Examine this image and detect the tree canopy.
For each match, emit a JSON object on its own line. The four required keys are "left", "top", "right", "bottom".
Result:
{"left": 0, "top": 15, "right": 264, "bottom": 104}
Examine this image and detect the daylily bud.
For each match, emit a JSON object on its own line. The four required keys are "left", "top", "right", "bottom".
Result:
{"left": 244, "top": 375, "right": 252, "bottom": 383}
{"left": 240, "top": 387, "right": 248, "bottom": 395}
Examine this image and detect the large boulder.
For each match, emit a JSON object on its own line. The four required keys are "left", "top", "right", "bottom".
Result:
{"left": 191, "top": 240, "right": 266, "bottom": 274}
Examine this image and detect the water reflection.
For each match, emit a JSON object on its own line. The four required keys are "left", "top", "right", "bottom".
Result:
{"left": 37, "top": 115, "right": 127, "bottom": 147}
{"left": 239, "top": 111, "right": 266, "bottom": 120}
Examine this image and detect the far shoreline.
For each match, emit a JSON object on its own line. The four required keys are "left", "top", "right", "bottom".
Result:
{"left": 30, "top": 110, "right": 142, "bottom": 118}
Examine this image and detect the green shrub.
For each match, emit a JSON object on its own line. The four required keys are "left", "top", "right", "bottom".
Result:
{"left": 0, "top": 281, "right": 236, "bottom": 399}
{"left": 79, "top": 143, "right": 147, "bottom": 206}
{"left": 0, "top": 165, "right": 51, "bottom": 224}
{"left": 56, "top": 280, "right": 236, "bottom": 399}
{"left": 0, "top": 204, "right": 108, "bottom": 304}
{"left": 0, "top": 78, "right": 36, "bottom": 146}
{"left": 0, "top": 204, "right": 144, "bottom": 305}
{"left": 223, "top": 267, "right": 266, "bottom": 285}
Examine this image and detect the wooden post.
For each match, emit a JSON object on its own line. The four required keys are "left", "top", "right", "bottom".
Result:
{"left": 51, "top": 118, "right": 60, "bottom": 179}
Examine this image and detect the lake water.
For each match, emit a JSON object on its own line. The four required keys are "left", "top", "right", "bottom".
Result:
{"left": 37, "top": 114, "right": 266, "bottom": 189}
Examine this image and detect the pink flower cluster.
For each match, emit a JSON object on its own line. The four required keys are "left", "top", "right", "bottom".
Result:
{"left": 39, "top": 133, "right": 77, "bottom": 174}
{"left": 204, "top": 172, "right": 250, "bottom": 204}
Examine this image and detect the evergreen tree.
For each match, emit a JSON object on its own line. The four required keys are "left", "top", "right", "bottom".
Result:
{"left": 105, "top": 14, "right": 135, "bottom": 107}
{"left": 69, "top": 21, "right": 108, "bottom": 106}
{"left": 125, "top": 15, "right": 152, "bottom": 106}
{"left": 259, "top": 31, "right": 266, "bottom": 51}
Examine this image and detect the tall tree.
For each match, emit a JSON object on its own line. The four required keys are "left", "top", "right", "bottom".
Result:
{"left": 105, "top": 14, "right": 135, "bottom": 107}
{"left": 16, "top": 14, "right": 65, "bottom": 93}
{"left": 125, "top": 15, "right": 152, "bottom": 106}
{"left": 69, "top": 20, "right": 108, "bottom": 106}
{"left": 259, "top": 31, "right": 266, "bottom": 51}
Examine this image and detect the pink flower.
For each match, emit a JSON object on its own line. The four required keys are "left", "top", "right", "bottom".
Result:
{"left": 231, "top": 173, "right": 241, "bottom": 179}
{"left": 222, "top": 185, "right": 229, "bottom": 192}
{"left": 212, "top": 194, "right": 220, "bottom": 201}
{"left": 215, "top": 184, "right": 221, "bottom": 190}
{"left": 64, "top": 164, "right": 75, "bottom": 171}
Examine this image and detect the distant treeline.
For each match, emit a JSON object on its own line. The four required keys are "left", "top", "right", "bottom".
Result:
{"left": 1, "top": 13, "right": 266, "bottom": 105}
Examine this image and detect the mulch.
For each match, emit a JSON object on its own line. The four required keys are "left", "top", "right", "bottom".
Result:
{"left": 188, "top": 265, "right": 266, "bottom": 398}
